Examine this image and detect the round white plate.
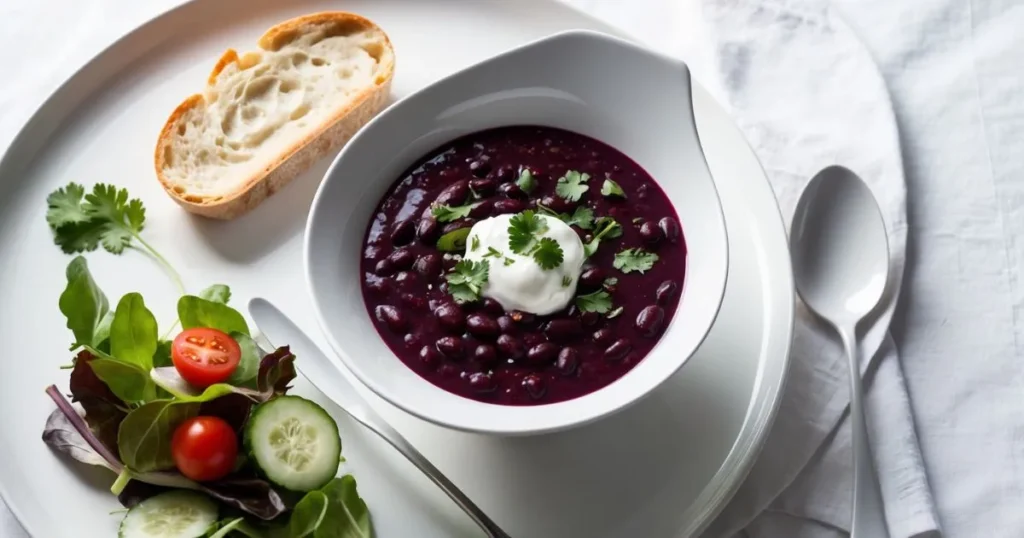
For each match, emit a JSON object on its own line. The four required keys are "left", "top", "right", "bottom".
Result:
{"left": 0, "top": 0, "right": 793, "bottom": 537}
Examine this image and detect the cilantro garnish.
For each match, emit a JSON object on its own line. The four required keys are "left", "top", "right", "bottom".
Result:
{"left": 508, "top": 210, "right": 548, "bottom": 255}
{"left": 533, "top": 238, "right": 564, "bottom": 270}
{"left": 516, "top": 167, "right": 537, "bottom": 194}
{"left": 561, "top": 275, "right": 572, "bottom": 288}
{"left": 484, "top": 247, "right": 503, "bottom": 258}
{"left": 575, "top": 290, "right": 613, "bottom": 313}
{"left": 613, "top": 248, "right": 660, "bottom": 274}
{"left": 46, "top": 183, "right": 183, "bottom": 293}
{"left": 603, "top": 277, "right": 619, "bottom": 290}
{"left": 555, "top": 170, "right": 590, "bottom": 202}
{"left": 445, "top": 260, "right": 489, "bottom": 303}
{"left": 537, "top": 204, "right": 594, "bottom": 230}
{"left": 601, "top": 178, "right": 626, "bottom": 198}
{"left": 583, "top": 217, "right": 623, "bottom": 257}
{"left": 432, "top": 202, "right": 480, "bottom": 223}
{"left": 470, "top": 235, "right": 481, "bottom": 251}
{"left": 503, "top": 257, "right": 516, "bottom": 266}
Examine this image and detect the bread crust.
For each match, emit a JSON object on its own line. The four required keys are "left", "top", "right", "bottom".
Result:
{"left": 154, "top": 11, "right": 395, "bottom": 220}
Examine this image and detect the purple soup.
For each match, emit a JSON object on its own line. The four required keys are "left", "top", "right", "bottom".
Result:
{"left": 359, "top": 126, "right": 686, "bottom": 405}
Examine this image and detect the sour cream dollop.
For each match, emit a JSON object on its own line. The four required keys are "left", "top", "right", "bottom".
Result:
{"left": 463, "top": 214, "right": 585, "bottom": 315}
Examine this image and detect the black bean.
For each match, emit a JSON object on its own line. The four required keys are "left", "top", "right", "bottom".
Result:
{"left": 481, "top": 298, "right": 505, "bottom": 316}
{"left": 413, "top": 254, "right": 441, "bottom": 280}
{"left": 556, "top": 348, "right": 579, "bottom": 376}
{"left": 493, "top": 199, "right": 524, "bottom": 214}
{"left": 374, "top": 258, "right": 394, "bottom": 276}
{"left": 434, "top": 303, "right": 465, "bottom": 333}
{"left": 388, "top": 248, "right": 415, "bottom": 270}
{"left": 469, "top": 372, "right": 496, "bottom": 392}
{"left": 364, "top": 245, "right": 386, "bottom": 262}
{"left": 540, "top": 195, "right": 573, "bottom": 213}
{"left": 468, "top": 199, "right": 494, "bottom": 219}
{"left": 469, "top": 157, "right": 492, "bottom": 178}
{"left": 404, "top": 333, "right": 422, "bottom": 347}
{"left": 474, "top": 344, "right": 498, "bottom": 366}
{"left": 639, "top": 221, "right": 663, "bottom": 246}
{"left": 416, "top": 218, "right": 440, "bottom": 244}
{"left": 435, "top": 180, "right": 470, "bottom": 206}
{"left": 435, "top": 336, "right": 464, "bottom": 359}
{"left": 655, "top": 280, "right": 679, "bottom": 305}
{"left": 365, "top": 277, "right": 390, "bottom": 296}
{"left": 495, "top": 165, "right": 515, "bottom": 182}
{"left": 636, "top": 305, "right": 666, "bottom": 337}
{"left": 522, "top": 332, "right": 545, "bottom": 349}
{"left": 442, "top": 218, "right": 476, "bottom": 235}
{"left": 390, "top": 220, "right": 416, "bottom": 246}
{"left": 604, "top": 339, "right": 632, "bottom": 361}
{"left": 469, "top": 178, "right": 497, "bottom": 196}
{"left": 544, "top": 319, "right": 582, "bottom": 343}
{"left": 400, "top": 293, "right": 426, "bottom": 310}
{"left": 466, "top": 313, "right": 500, "bottom": 338}
{"left": 579, "top": 267, "right": 605, "bottom": 289}
{"left": 497, "top": 316, "right": 515, "bottom": 334}
{"left": 526, "top": 342, "right": 559, "bottom": 364}
{"left": 580, "top": 311, "right": 600, "bottom": 327}
{"left": 658, "top": 216, "right": 681, "bottom": 244}
{"left": 592, "top": 328, "right": 614, "bottom": 346}
{"left": 497, "top": 182, "right": 526, "bottom": 199}
{"left": 522, "top": 375, "right": 547, "bottom": 399}
{"left": 394, "top": 271, "right": 417, "bottom": 286}
{"left": 374, "top": 305, "right": 408, "bottom": 333}
{"left": 419, "top": 345, "right": 442, "bottom": 368}
{"left": 496, "top": 334, "right": 525, "bottom": 360}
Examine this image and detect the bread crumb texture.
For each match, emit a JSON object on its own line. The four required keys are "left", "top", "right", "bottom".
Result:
{"left": 157, "top": 12, "right": 393, "bottom": 206}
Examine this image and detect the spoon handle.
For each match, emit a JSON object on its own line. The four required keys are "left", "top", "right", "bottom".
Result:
{"left": 839, "top": 328, "right": 889, "bottom": 538}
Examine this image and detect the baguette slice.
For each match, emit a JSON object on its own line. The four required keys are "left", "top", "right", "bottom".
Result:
{"left": 155, "top": 12, "right": 394, "bottom": 219}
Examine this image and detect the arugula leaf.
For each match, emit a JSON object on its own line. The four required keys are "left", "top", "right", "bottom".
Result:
{"left": 583, "top": 217, "right": 623, "bottom": 257}
{"left": 178, "top": 295, "right": 250, "bottom": 335}
{"left": 507, "top": 210, "right": 547, "bottom": 255}
{"left": 575, "top": 290, "right": 613, "bottom": 314}
{"left": 317, "top": 476, "right": 372, "bottom": 538}
{"left": 59, "top": 256, "right": 110, "bottom": 348}
{"left": 555, "top": 170, "right": 590, "bottom": 202}
{"left": 46, "top": 183, "right": 92, "bottom": 228}
{"left": 110, "top": 293, "right": 158, "bottom": 369}
{"left": 199, "top": 284, "right": 231, "bottom": 304}
{"left": 431, "top": 202, "right": 479, "bottom": 223}
{"left": 601, "top": 178, "right": 626, "bottom": 198}
{"left": 613, "top": 248, "right": 660, "bottom": 274}
{"left": 445, "top": 260, "right": 489, "bottom": 304}
{"left": 228, "top": 332, "right": 261, "bottom": 386}
{"left": 152, "top": 340, "right": 173, "bottom": 368}
{"left": 89, "top": 357, "right": 157, "bottom": 403}
{"left": 532, "top": 238, "right": 564, "bottom": 270}
{"left": 516, "top": 168, "right": 537, "bottom": 194}
{"left": 436, "top": 228, "right": 471, "bottom": 252}
{"left": 289, "top": 490, "right": 329, "bottom": 537}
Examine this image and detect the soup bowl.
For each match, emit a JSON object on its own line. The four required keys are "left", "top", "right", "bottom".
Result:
{"left": 305, "top": 30, "right": 728, "bottom": 435}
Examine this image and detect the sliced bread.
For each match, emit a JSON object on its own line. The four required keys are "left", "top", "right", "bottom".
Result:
{"left": 154, "top": 12, "right": 395, "bottom": 219}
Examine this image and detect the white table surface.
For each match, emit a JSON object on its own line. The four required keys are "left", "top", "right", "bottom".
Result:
{"left": 3, "top": 0, "right": 1022, "bottom": 537}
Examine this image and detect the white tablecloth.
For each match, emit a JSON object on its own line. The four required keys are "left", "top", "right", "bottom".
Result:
{"left": 2, "top": 0, "right": 1022, "bottom": 536}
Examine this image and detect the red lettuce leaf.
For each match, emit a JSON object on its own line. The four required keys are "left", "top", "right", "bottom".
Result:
{"left": 257, "top": 346, "right": 296, "bottom": 398}
{"left": 68, "top": 350, "right": 126, "bottom": 453}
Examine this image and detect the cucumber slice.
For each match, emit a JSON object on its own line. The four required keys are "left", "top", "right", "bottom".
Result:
{"left": 245, "top": 395, "right": 341, "bottom": 492}
{"left": 118, "top": 490, "right": 218, "bottom": 538}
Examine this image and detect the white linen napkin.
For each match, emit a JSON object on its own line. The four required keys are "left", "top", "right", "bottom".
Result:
{"left": 689, "top": 0, "right": 941, "bottom": 536}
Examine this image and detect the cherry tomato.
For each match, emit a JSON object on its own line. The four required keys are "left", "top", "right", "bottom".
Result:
{"left": 171, "top": 416, "right": 238, "bottom": 482}
{"left": 171, "top": 327, "right": 241, "bottom": 388}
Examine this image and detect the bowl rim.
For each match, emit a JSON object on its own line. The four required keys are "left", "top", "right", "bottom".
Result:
{"left": 304, "top": 29, "right": 729, "bottom": 435}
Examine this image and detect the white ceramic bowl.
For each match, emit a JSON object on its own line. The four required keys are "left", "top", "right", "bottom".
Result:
{"left": 305, "top": 30, "right": 728, "bottom": 436}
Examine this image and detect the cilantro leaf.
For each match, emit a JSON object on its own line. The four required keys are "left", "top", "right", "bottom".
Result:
{"left": 445, "top": 260, "right": 489, "bottom": 304}
{"left": 508, "top": 210, "right": 547, "bottom": 255}
{"left": 483, "top": 247, "right": 503, "bottom": 258}
{"left": 533, "top": 238, "right": 564, "bottom": 270}
{"left": 613, "top": 248, "right": 660, "bottom": 274}
{"left": 601, "top": 178, "right": 626, "bottom": 198}
{"left": 583, "top": 217, "right": 623, "bottom": 257}
{"left": 575, "top": 290, "right": 613, "bottom": 313}
{"left": 536, "top": 204, "right": 594, "bottom": 230}
{"left": 516, "top": 168, "right": 537, "bottom": 194}
{"left": 46, "top": 183, "right": 92, "bottom": 228}
{"left": 432, "top": 202, "right": 479, "bottom": 223}
{"left": 555, "top": 170, "right": 590, "bottom": 202}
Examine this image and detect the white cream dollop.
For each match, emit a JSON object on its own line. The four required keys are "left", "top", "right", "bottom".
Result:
{"left": 463, "top": 214, "right": 585, "bottom": 315}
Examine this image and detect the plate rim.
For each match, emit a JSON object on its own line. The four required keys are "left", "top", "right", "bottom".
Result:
{"left": 0, "top": 0, "right": 794, "bottom": 536}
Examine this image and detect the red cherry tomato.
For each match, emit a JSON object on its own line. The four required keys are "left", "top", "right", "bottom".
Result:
{"left": 171, "top": 327, "right": 241, "bottom": 388}
{"left": 171, "top": 416, "right": 238, "bottom": 482}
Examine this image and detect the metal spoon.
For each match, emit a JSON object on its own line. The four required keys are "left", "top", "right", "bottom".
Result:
{"left": 248, "top": 297, "right": 512, "bottom": 538}
{"left": 790, "top": 165, "right": 889, "bottom": 537}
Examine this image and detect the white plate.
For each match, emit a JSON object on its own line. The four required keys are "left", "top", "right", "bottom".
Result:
{"left": 0, "top": 0, "right": 793, "bottom": 537}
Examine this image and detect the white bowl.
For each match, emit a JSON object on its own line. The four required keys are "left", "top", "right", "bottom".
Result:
{"left": 305, "top": 30, "right": 728, "bottom": 436}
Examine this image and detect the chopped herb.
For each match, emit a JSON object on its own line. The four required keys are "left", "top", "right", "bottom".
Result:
{"left": 561, "top": 275, "right": 572, "bottom": 288}
{"left": 555, "top": 170, "right": 590, "bottom": 202}
{"left": 607, "top": 306, "right": 625, "bottom": 319}
{"left": 613, "top": 248, "right": 660, "bottom": 274}
{"left": 484, "top": 247, "right": 503, "bottom": 258}
{"left": 508, "top": 210, "right": 547, "bottom": 255}
{"left": 516, "top": 168, "right": 537, "bottom": 194}
{"left": 532, "top": 238, "right": 564, "bottom": 270}
{"left": 575, "top": 290, "right": 613, "bottom": 314}
{"left": 503, "top": 258, "right": 516, "bottom": 266}
{"left": 603, "top": 277, "right": 619, "bottom": 290}
{"left": 445, "top": 260, "right": 489, "bottom": 303}
{"left": 470, "top": 235, "right": 481, "bottom": 251}
{"left": 583, "top": 217, "right": 623, "bottom": 257}
{"left": 601, "top": 178, "right": 626, "bottom": 198}
{"left": 633, "top": 217, "right": 644, "bottom": 224}
{"left": 431, "top": 202, "right": 480, "bottom": 223}
{"left": 436, "top": 228, "right": 471, "bottom": 252}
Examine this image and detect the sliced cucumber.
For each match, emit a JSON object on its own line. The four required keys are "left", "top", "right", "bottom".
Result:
{"left": 118, "top": 490, "right": 218, "bottom": 538}
{"left": 245, "top": 395, "right": 341, "bottom": 492}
